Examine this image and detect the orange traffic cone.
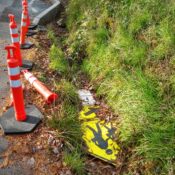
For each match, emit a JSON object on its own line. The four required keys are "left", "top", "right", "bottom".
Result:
{"left": 22, "top": 70, "right": 58, "bottom": 104}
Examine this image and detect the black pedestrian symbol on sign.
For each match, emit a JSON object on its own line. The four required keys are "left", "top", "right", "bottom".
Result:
{"left": 87, "top": 122, "right": 113, "bottom": 155}
{"left": 104, "top": 124, "right": 116, "bottom": 139}
{"left": 84, "top": 107, "right": 99, "bottom": 116}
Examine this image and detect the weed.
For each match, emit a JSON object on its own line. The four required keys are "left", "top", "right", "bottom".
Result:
{"left": 38, "top": 73, "right": 47, "bottom": 83}
{"left": 48, "top": 80, "right": 84, "bottom": 175}
{"left": 47, "top": 26, "right": 58, "bottom": 45}
{"left": 63, "top": 150, "right": 85, "bottom": 175}
{"left": 48, "top": 79, "right": 82, "bottom": 150}
{"left": 56, "top": 79, "right": 80, "bottom": 105}
{"left": 49, "top": 44, "right": 68, "bottom": 74}
{"left": 49, "top": 102, "right": 82, "bottom": 147}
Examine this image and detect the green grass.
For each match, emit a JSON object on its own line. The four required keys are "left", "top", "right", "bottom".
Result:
{"left": 38, "top": 73, "right": 47, "bottom": 83}
{"left": 49, "top": 44, "right": 68, "bottom": 74}
{"left": 65, "top": 0, "right": 175, "bottom": 174}
{"left": 48, "top": 79, "right": 81, "bottom": 147}
{"left": 47, "top": 26, "right": 58, "bottom": 45}
{"left": 48, "top": 79, "right": 85, "bottom": 174}
{"left": 63, "top": 150, "right": 85, "bottom": 175}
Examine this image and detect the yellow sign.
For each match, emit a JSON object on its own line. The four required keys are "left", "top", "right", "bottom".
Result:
{"left": 80, "top": 106, "right": 120, "bottom": 164}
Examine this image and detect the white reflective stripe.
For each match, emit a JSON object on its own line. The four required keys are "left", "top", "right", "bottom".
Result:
{"left": 8, "top": 67, "right": 20, "bottom": 76}
{"left": 24, "top": 73, "right": 32, "bottom": 80}
{"left": 10, "top": 80, "right": 21, "bottom": 88}
{"left": 12, "top": 36, "right": 19, "bottom": 43}
{"left": 21, "top": 21, "right": 27, "bottom": 26}
{"left": 10, "top": 28, "right": 18, "bottom": 34}
{"left": 22, "top": 14, "right": 28, "bottom": 19}
{"left": 24, "top": 72, "right": 33, "bottom": 80}
{"left": 29, "top": 77, "right": 37, "bottom": 84}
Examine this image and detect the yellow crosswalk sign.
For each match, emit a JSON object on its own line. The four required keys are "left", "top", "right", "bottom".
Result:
{"left": 79, "top": 106, "right": 120, "bottom": 164}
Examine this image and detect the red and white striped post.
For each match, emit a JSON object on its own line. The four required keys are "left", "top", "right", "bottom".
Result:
{"left": 22, "top": 0, "right": 37, "bottom": 30}
{"left": 8, "top": 14, "right": 22, "bottom": 66}
{"left": 0, "top": 47, "right": 42, "bottom": 134}
{"left": 20, "top": 5, "right": 34, "bottom": 49}
{"left": 20, "top": 5, "right": 28, "bottom": 45}
{"left": 9, "top": 14, "right": 34, "bottom": 69}
{"left": 22, "top": 0, "right": 30, "bottom": 27}
{"left": 5, "top": 45, "right": 27, "bottom": 121}
{"left": 22, "top": 2, "right": 37, "bottom": 36}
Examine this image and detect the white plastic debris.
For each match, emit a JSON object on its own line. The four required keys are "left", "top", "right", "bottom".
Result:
{"left": 53, "top": 147, "right": 59, "bottom": 154}
{"left": 78, "top": 89, "right": 96, "bottom": 106}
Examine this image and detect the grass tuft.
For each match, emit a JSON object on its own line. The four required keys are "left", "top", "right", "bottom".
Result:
{"left": 49, "top": 44, "right": 68, "bottom": 74}
{"left": 56, "top": 79, "right": 80, "bottom": 105}
{"left": 48, "top": 79, "right": 85, "bottom": 174}
{"left": 47, "top": 26, "right": 58, "bottom": 45}
{"left": 63, "top": 150, "right": 85, "bottom": 175}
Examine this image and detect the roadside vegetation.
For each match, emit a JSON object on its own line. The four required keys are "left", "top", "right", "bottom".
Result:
{"left": 47, "top": 28, "right": 86, "bottom": 174}
{"left": 60, "top": 0, "right": 175, "bottom": 174}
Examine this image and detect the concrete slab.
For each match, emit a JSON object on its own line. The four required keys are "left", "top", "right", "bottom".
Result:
{"left": 33, "top": 0, "right": 61, "bottom": 25}
{"left": 1, "top": 0, "right": 51, "bottom": 24}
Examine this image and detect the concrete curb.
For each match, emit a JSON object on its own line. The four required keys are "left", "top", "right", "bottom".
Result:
{"left": 32, "top": 0, "right": 61, "bottom": 25}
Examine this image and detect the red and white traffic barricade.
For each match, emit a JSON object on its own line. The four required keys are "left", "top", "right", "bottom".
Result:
{"left": 21, "top": 3, "right": 36, "bottom": 36}
{"left": 20, "top": 5, "right": 34, "bottom": 49}
{"left": 0, "top": 45, "right": 43, "bottom": 134}
{"left": 22, "top": 0, "right": 37, "bottom": 30}
{"left": 5, "top": 45, "right": 26, "bottom": 121}
{"left": 9, "top": 14, "right": 22, "bottom": 66}
{"left": 8, "top": 14, "right": 34, "bottom": 70}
